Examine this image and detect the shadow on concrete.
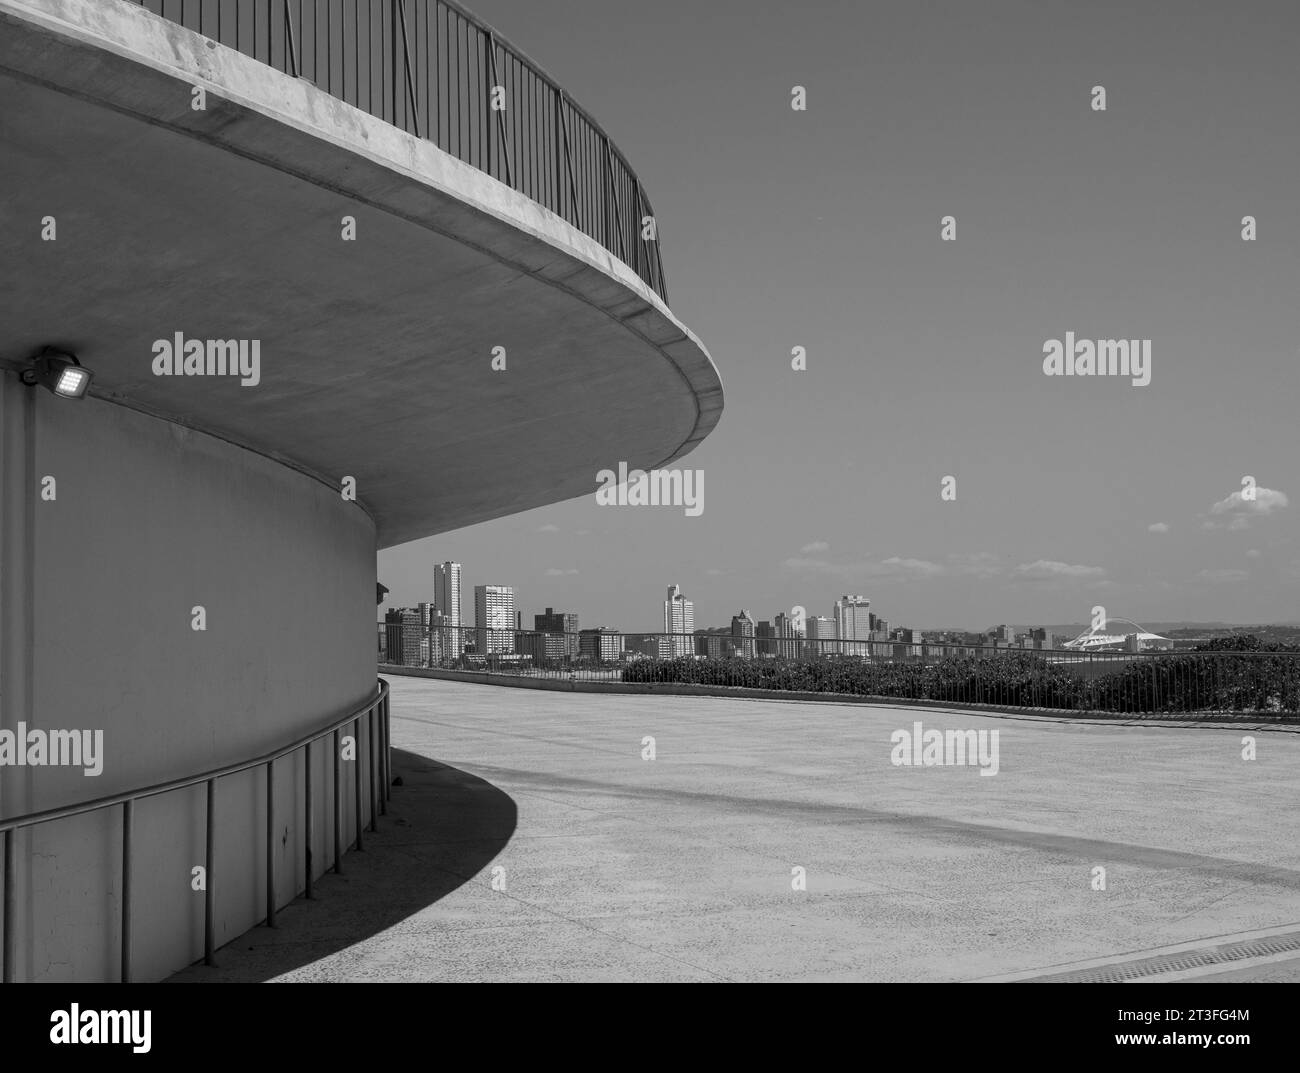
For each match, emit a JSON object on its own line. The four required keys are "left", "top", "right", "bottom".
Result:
{"left": 167, "top": 748, "right": 517, "bottom": 983}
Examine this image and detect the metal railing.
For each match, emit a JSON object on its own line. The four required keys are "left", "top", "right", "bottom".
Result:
{"left": 133, "top": 0, "right": 669, "bottom": 302}
{"left": 0, "top": 678, "right": 390, "bottom": 983}
{"left": 377, "top": 624, "right": 1300, "bottom": 719}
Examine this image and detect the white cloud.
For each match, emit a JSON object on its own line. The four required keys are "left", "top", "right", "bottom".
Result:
{"left": 1012, "top": 559, "right": 1107, "bottom": 581}
{"left": 1246, "top": 549, "right": 1261, "bottom": 559}
{"left": 781, "top": 555, "right": 943, "bottom": 581}
{"left": 800, "top": 540, "right": 830, "bottom": 554}
{"left": 1147, "top": 522, "right": 1169, "bottom": 533}
{"left": 1206, "top": 487, "right": 1288, "bottom": 530}
{"left": 877, "top": 556, "right": 945, "bottom": 579}
{"left": 1195, "top": 568, "right": 1248, "bottom": 584}
{"left": 946, "top": 552, "right": 1003, "bottom": 578}
{"left": 537, "top": 524, "right": 561, "bottom": 533}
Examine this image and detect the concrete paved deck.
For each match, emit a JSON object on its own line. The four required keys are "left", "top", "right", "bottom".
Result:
{"left": 171, "top": 676, "right": 1300, "bottom": 982}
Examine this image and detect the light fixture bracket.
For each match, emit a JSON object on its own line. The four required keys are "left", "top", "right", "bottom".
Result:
{"left": 21, "top": 347, "right": 92, "bottom": 399}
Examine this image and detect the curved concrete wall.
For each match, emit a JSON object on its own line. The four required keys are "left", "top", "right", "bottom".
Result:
{"left": 0, "top": 0, "right": 724, "bottom": 547}
{"left": 0, "top": 373, "right": 376, "bottom": 980}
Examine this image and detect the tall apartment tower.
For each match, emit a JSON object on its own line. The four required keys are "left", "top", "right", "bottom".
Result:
{"left": 434, "top": 561, "right": 463, "bottom": 625}
{"left": 536, "top": 607, "right": 580, "bottom": 657}
{"left": 664, "top": 584, "right": 695, "bottom": 657}
{"left": 834, "top": 595, "right": 872, "bottom": 655}
{"left": 834, "top": 595, "right": 872, "bottom": 640}
{"left": 806, "top": 614, "right": 836, "bottom": 657}
{"left": 383, "top": 607, "right": 422, "bottom": 666}
{"left": 773, "top": 611, "right": 804, "bottom": 659}
{"left": 475, "top": 584, "right": 516, "bottom": 654}
{"left": 731, "top": 610, "right": 756, "bottom": 657}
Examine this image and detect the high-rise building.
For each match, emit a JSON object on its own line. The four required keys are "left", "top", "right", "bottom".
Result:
{"left": 664, "top": 584, "right": 695, "bottom": 657}
{"left": 805, "top": 615, "right": 835, "bottom": 657}
{"left": 773, "top": 611, "right": 804, "bottom": 659}
{"left": 834, "top": 595, "right": 872, "bottom": 641}
{"left": 625, "top": 634, "right": 670, "bottom": 660}
{"left": 731, "top": 610, "right": 756, "bottom": 658}
{"left": 517, "top": 632, "right": 569, "bottom": 664}
{"left": 535, "top": 607, "right": 580, "bottom": 657}
{"left": 579, "top": 627, "right": 623, "bottom": 661}
{"left": 696, "top": 633, "right": 738, "bottom": 659}
{"left": 755, "top": 619, "right": 776, "bottom": 656}
{"left": 475, "top": 584, "right": 516, "bottom": 654}
{"left": 418, "top": 601, "right": 436, "bottom": 628}
{"left": 383, "top": 607, "right": 422, "bottom": 666}
{"left": 434, "top": 561, "right": 463, "bottom": 626}
{"left": 426, "top": 614, "right": 448, "bottom": 665}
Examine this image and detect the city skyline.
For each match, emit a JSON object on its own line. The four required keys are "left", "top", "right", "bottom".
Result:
{"left": 380, "top": 565, "right": 1272, "bottom": 640}
{"left": 379, "top": 0, "right": 1298, "bottom": 629}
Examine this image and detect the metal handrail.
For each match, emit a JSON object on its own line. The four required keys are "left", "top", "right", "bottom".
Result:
{"left": 1, "top": 677, "right": 392, "bottom": 983}
{"left": 131, "top": 0, "right": 669, "bottom": 303}
{"left": 378, "top": 623, "right": 1300, "bottom": 718}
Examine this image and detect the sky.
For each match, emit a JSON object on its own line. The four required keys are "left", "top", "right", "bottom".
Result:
{"left": 379, "top": 0, "right": 1300, "bottom": 631}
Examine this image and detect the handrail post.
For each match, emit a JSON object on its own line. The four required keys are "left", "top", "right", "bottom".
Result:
{"left": 353, "top": 717, "right": 364, "bottom": 851}
{"left": 265, "top": 759, "right": 276, "bottom": 927}
{"left": 283, "top": 0, "right": 300, "bottom": 78}
{"left": 383, "top": 689, "right": 391, "bottom": 805}
{"left": 304, "top": 741, "right": 314, "bottom": 898}
{"left": 369, "top": 707, "right": 379, "bottom": 832}
{"left": 3, "top": 829, "right": 14, "bottom": 983}
{"left": 556, "top": 89, "right": 580, "bottom": 225}
{"left": 121, "top": 799, "right": 133, "bottom": 982}
{"left": 396, "top": 0, "right": 421, "bottom": 137}
{"left": 603, "top": 137, "right": 626, "bottom": 262}
{"left": 204, "top": 778, "right": 216, "bottom": 966}
{"left": 485, "top": 30, "right": 514, "bottom": 187}
{"left": 333, "top": 728, "right": 343, "bottom": 873}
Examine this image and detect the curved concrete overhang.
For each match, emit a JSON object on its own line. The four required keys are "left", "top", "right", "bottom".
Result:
{"left": 0, "top": 0, "right": 723, "bottom": 548}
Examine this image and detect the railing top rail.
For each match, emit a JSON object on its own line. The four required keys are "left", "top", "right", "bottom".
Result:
{"left": 0, "top": 678, "right": 389, "bottom": 835}
{"left": 433, "top": 0, "right": 650, "bottom": 183}
{"left": 134, "top": 0, "right": 666, "bottom": 299}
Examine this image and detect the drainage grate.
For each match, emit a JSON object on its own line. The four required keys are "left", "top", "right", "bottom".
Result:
{"left": 1029, "top": 930, "right": 1300, "bottom": 982}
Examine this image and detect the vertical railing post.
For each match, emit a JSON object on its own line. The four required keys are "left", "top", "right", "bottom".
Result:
{"left": 379, "top": 691, "right": 390, "bottom": 801}
{"left": 3, "top": 828, "right": 15, "bottom": 983}
{"left": 204, "top": 779, "right": 216, "bottom": 966}
{"left": 381, "top": 688, "right": 391, "bottom": 807}
{"left": 557, "top": 90, "right": 579, "bottom": 225}
{"left": 397, "top": 0, "right": 421, "bottom": 137}
{"left": 121, "top": 799, "right": 133, "bottom": 983}
{"left": 353, "top": 717, "right": 364, "bottom": 851}
{"left": 265, "top": 759, "right": 276, "bottom": 928}
{"left": 485, "top": 31, "right": 513, "bottom": 187}
{"left": 333, "top": 728, "right": 343, "bottom": 873}
{"left": 553, "top": 88, "right": 562, "bottom": 216}
{"left": 283, "top": 0, "right": 300, "bottom": 78}
{"left": 603, "top": 138, "right": 626, "bottom": 262}
{"left": 368, "top": 707, "right": 379, "bottom": 832}
{"left": 304, "top": 741, "right": 314, "bottom": 898}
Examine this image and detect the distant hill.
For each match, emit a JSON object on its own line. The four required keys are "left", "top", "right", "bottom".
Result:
{"left": 925, "top": 621, "right": 1298, "bottom": 637}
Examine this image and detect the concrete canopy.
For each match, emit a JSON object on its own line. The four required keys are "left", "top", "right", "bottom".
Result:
{"left": 0, "top": 0, "right": 723, "bottom": 548}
